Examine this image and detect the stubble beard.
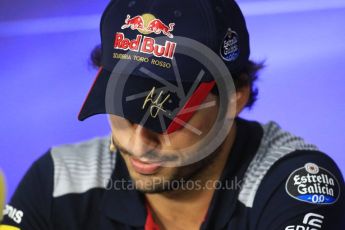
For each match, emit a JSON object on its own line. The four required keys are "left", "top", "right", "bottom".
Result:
{"left": 123, "top": 143, "right": 224, "bottom": 194}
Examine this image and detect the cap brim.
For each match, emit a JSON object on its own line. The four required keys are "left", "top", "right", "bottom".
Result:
{"left": 78, "top": 67, "right": 110, "bottom": 121}
{"left": 78, "top": 66, "right": 216, "bottom": 134}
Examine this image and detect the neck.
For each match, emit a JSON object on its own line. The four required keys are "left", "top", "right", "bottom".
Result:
{"left": 145, "top": 123, "right": 237, "bottom": 229}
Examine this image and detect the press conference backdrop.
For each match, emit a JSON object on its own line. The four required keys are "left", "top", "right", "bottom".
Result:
{"left": 0, "top": 0, "right": 345, "bottom": 201}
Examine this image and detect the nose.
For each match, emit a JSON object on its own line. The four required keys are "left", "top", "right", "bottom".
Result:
{"left": 130, "top": 124, "right": 160, "bottom": 157}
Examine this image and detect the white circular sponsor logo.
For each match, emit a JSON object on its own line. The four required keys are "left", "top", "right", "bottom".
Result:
{"left": 285, "top": 163, "right": 340, "bottom": 205}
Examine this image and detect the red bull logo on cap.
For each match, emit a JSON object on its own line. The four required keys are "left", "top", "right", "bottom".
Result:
{"left": 146, "top": 19, "right": 175, "bottom": 39}
{"left": 121, "top": 15, "right": 145, "bottom": 31}
{"left": 114, "top": 13, "right": 177, "bottom": 60}
{"left": 114, "top": 33, "right": 176, "bottom": 59}
{"left": 121, "top": 14, "right": 175, "bottom": 38}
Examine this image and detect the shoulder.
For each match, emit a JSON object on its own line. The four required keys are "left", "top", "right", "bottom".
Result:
{"left": 50, "top": 136, "right": 115, "bottom": 197}
{"left": 251, "top": 149, "right": 344, "bottom": 207}
{"left": 238, "top": 121, "right": 321, "bottom": 208}
{"left": 238, "top": 121, "right": 344, "bottom": 208}
{"left": 12, "top": 136, "right": 115, "bottom": 198}
{"left": 1, "top": 137, "right": 114, "bottom": 229}
{"left": 237, "top": 121, "right": 345, "bottom": 229}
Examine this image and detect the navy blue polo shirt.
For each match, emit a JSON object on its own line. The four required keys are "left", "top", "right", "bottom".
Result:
{"left": 1, "top": 118, "right": 345, "bottom": 229}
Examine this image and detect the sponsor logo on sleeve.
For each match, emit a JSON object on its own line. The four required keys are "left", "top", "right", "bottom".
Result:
{"left": 285, "top": 163, "right": 340, "bottom": 205}
{"left": 285, "top": 212, "right": 324, "bottom": 230}
{"left": 2, "top": 205, "right": 23, "bottom": 224}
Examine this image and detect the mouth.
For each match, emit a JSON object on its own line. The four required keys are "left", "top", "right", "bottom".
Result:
{"left": 129, "top": 157, "right": 163, "bottom": 175}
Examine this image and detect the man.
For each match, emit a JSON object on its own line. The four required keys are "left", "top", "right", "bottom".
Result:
{"left": 1, "top": 0, "right": 344, "bottom": 229}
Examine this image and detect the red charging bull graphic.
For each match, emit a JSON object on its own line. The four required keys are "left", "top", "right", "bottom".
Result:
{"left": 146, "top": 19, "right": 175, "bottom": 38}
{"left": 121, "top": 15, "right": 144, "bottom": 30}
{"left": 121, "top": 14, "right": 175, "bottom": 38}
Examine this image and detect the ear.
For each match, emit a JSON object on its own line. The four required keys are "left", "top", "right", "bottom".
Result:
{"left": 235, "top": 85, "right": 250, "bottom": 115}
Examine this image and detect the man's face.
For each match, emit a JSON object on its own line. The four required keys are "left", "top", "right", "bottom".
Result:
{"left": 109, "top": 93, "right": 221, "bottom": 193}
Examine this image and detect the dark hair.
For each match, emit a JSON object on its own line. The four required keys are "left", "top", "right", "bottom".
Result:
{"left": 90, "top": 45, "right": 263, "bottom": 108}
{"left": 229, "top": 60, "right": 264, "bottom": 108}
{"left": 90, "top": 45, "right": 102, "bottom": 69}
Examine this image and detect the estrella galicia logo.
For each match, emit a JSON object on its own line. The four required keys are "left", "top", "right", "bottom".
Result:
{"left": 220, "top": 28, "right": 240, "bottom": 62}
{"left": 285, "top": 163, "right": 340, "bottom": 205}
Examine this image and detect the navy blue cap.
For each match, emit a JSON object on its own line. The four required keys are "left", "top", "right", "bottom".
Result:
{"left": 78, "top": 0, "right": 250, "bottom": 133}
